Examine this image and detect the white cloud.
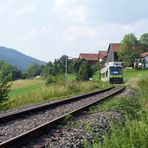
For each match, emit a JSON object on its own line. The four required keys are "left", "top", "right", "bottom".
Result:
{"left": 67, "top": 6, "right": 89, "bottom": 23}
{"left": 62, "top": 26, "right": 97, "bottom": 42}
{"left": 0, "top": 0, "right": 39, "bottom": 19}
{"left": 61, "top": 19, "right": 148, "bottom": 51}
{"left": 54, "top": 0, "right": 90, "bottom": 23}
{"left": 26, "top": 26, "right": 51, "bottom": 40}
{"left": 14, "top": 6, "right": 35, "bottom": 17}
{"left": 55, "top": 0, "right": 70, "bottom": 8}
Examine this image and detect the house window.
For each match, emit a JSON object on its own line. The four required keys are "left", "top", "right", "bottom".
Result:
{"left": 114, "top": 52, "right": 119, "bottom": 61}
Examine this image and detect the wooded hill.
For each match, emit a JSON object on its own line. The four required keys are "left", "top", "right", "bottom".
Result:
{"left": 0, "top": 46, "right": 46, "bottom": 71}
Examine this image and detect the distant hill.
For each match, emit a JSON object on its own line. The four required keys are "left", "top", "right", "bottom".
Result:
{"left": 0, "top": 46, "right": 46, "bottom": 71}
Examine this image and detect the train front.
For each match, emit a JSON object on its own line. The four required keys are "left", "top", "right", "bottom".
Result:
{"left": 109, "top": 66, "right": 123, "bottom": 84}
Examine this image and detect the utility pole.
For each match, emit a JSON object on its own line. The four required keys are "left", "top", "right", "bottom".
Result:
{"left": 99, "top": 58, "right": 102, "bottom": 80}
{"left": 65, "top": 56, "right": 68, "bottom": 86}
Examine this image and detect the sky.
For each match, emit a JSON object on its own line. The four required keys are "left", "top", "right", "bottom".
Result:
{"left": 0, "top": 0, "right": 148, "bottom": 62}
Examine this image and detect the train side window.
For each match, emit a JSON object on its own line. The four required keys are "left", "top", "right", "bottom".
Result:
{"left": 106, "top": 71, "right": 108, "bottom": 77}
{"left": 103, "top": 73, "right": 105, "bottom": 78}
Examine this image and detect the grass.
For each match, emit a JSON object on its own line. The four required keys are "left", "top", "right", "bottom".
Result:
{"left": 85, "top": 76, "right": 148, "bottom": 148}
{"left": 67, "top": 74, "right": 76, "bottom": 81}
{"left": 89, "top": 96, "right": 141, "bottom": 119}
{"left": 123, "top": 69, "right": 148, "bottom": 81}
{"left": 93, "top": 71, "right": 100, "bottom": 81}
{"left": 92, "top": 118, "right": 148, "bottom": 148}
{"left": 0, "top": 79, "right": 111, "bottom": 112}
{"left": 93, "top": 69, "right": 148, "bottom": 82}
{"left": 9, "top": 79, "right": 45, "bottom": 98}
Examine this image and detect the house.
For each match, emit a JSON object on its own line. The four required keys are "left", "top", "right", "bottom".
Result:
{"left": 107, "top": 43, "right": 121, "bottom": 62}
{"left": 98, "top": 51, "right": 108, "bottom": 61}
{"left": 79, "top": 51, "right": 107, "bottom": 62}
{"left": 140, "top": 52, "right": 148, "bottom": 68}
{"left": 79, "top": 53, "right": 98, "bottom": 62}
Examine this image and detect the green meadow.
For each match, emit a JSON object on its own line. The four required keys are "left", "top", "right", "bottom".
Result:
{"left": 124, "top": 69, "right": 148, "bottom": 81}
{"left": 0, "top": 78, "right": 110, "bottom": 111}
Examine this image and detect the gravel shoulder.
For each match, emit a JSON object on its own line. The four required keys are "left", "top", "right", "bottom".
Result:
{"left": 25, "top": 111, "right": 125, "bottom": 148}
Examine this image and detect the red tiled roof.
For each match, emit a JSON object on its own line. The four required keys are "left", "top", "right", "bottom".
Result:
{"left": 140, "top": 52, "right": 148, "bottom": 58}
{"left": 98, "top": 51, "right": 107, "bottom": 59}
{"left": 79, "top": 53, "right": 98, "bottom": 61}
{"left": 108, "top": 43, "right": 121, "bottom": 53}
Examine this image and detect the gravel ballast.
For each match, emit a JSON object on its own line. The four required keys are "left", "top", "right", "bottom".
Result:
{"left": 26, "top": 111, "right": 125, "bottom": 148}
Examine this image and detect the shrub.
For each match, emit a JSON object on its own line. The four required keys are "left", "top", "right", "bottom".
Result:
{"left": 54, "top": 74, "right": 65, "bottom": 85}
{"left": 118, "top": 97, "right": 141, "bottom": 119}
{"left": 77, "top": 61, "right": 94, "bottom": 81}
{"left": 46, "top": 75, "right": 55, "bottom": 85}
{"left": 0, "top": 78, "right": 11, "bottom": 103}
{"left": 92, "top": 117, "right": 148, "bottom": 148}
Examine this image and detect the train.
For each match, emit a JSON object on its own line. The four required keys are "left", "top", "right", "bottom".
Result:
{"left": 100, "top": 62, "right": 123, "bottom": 84}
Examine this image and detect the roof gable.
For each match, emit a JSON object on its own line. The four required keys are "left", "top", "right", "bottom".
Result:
{"left": 107, "top": 43, "right": 121, "bottom": 53}
{"left": 98, "top": 51, "right": 107, "bottom": 59}
{"left": 79, "top": 53, "right": 98, "bottom": 61}
{"left": 140, "top": 52, "right": 148, "bottom": 58}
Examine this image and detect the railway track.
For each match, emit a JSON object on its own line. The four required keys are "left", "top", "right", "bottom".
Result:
{"left": 0, "top": 86, "right": 125, "bottom": 148}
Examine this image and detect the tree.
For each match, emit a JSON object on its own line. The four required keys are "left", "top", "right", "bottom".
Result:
{"left": 76, "top": 60, "right": 93, "bottom": 81}
{"left": 0, "top": 78, "right": 11, "bottom": 103}
{"left": 58, "top": 55, "right": 68, "bottom": 73}
{"left": 53, "top": 59, "right": 59, "bottom": 76}
{"left": 27, "top": 64, "right": 44, "bottom": 77}
{"left": 69, "top": 59, "right": 88, "bottom": 74}
{"left": 43, "top": 62, "right": 54, "bottom": 76}
{"left": 140, "top": 33, "right": 148, "bottom": 47}
{"left": 0, "top": 62, "right": 22, "bottom": 81}
{"left": 140, "top": 33, "right": 148, "bottom": 51}
{"left": 52, "top": 55, "right": 72, "bottom": 76}
{"left": 118, "top": 33, "right": 141, "bottom": 66}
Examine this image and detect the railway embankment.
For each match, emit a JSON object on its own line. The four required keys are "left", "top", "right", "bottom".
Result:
{"left": 0, "top": 87, "right": 124, "bottom": 147}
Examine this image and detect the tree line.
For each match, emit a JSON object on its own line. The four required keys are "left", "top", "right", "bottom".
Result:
{"left": 0, "top": 57, "right": 98, "bottom": 82}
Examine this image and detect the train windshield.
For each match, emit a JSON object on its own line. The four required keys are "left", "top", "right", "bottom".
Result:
{"left": 109, "top": 67, "right": 122, "bottom": 75}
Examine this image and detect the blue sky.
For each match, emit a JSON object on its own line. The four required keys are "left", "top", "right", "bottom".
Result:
{"left": 0, "top": 0, "right": 148, "bottom": 62}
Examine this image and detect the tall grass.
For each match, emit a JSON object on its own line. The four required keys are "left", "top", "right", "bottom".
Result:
{"left": 123, "top": 69, "right": 148, "bottom": 81}
{"left": 92, "top": 117, "right": 148, "bottom": 148}
{"left": 129, "top": 77, "right": 148, "bottom": 112}
{"left": 88, "top": 77, "right": 148, "bottom": 148}
{"left": 0, "top": 80, "right": 110, "bottom": 112}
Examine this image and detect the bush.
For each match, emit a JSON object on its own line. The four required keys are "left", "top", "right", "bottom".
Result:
{"left": 77, "top": 62, "right": 93, "bottom": 81}
{"left": 118, "top": 97, "right": 141, "bottom": 119}
{"left": 46, "top": 75, "right": 55, "bottom": 85}
{"left": 92, "top": 117, "right": 148, "bottom": 148}
{"left": 54, "top": 74, "right": 65, "bottom": 85}
{"left": 0, "top": 78, "right": 11, "bottom": 103}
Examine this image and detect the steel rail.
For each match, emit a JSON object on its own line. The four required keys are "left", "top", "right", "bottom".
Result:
{"left": 0, "top": 86, "right": 125, "bottom": 148}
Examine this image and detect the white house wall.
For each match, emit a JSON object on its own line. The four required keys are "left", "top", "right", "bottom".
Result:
{"left": 107, "top": 47, "right": 114, "bottom": 62}
{"left": 144, "top": 56, "right": 148, "bottom": 68}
